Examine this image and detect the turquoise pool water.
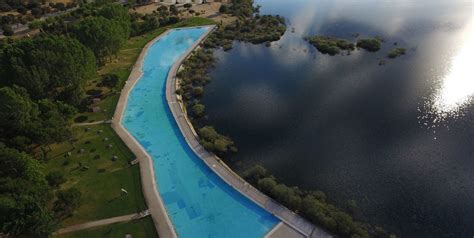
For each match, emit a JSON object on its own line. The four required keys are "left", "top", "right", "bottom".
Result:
{"left": 122, "top": 27, "right": 279, "bottom": 237}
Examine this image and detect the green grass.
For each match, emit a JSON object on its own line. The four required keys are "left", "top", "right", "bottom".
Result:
{"left": 45, "top": 124, "right": 146, "bottom": 226}
{"left": 76, "top": 17, "right": 215, "bottom": 123}
{"left": 56, "top": 217, "right": 158, "bottom": 238}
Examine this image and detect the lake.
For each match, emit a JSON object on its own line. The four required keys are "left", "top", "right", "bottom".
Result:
{"left": 202, "top": 0, "right": 474, "bottom": 237}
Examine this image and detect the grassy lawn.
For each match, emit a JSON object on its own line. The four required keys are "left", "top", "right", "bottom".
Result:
{"left": 45, "top": 124, "right": 146, "bottom": 226}
{"left": 76, "top": 17, "right": 216, "bottom": 123}
{"left": 56, "top": 217, "right": 158, "bottom": 238}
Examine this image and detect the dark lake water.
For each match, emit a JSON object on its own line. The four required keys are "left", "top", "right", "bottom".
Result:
{"left": 201, "top": 0, "right": 474, "bottom": 237}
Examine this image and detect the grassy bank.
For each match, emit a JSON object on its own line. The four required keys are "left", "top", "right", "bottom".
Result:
{"left": 45, "top": 124, "right": 146, "bottom": 226}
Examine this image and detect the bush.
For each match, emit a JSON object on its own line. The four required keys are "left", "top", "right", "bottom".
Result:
{"left": 183, "top": 3, "right": 192, "bottom": 9}
{"left": 46, "top": 171, "right": 66, "bottom": 187}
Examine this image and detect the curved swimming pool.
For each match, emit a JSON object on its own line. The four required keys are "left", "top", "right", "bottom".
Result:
{"left": 122, "top": 27, "right": 278, "bottom": 237}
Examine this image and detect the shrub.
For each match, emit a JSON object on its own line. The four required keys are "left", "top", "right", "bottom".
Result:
{"left": 192, "top": 103, "right": 205, "bottom": 117}
{"left": 54, "top": 188, "right": 81, "bottom": 218}
{"left": 356, "top": 38, "right": 381, "bottom": 52}
{"left": 46, "top": 171, "right": 66, "bottom": 187}
{"left": 74, "top": 115, "right": 88, "bottom": 123}
{"left": 219, "top": 5, "right": 228, "bottom": 13}
{"left": 243, "top": 165, "right": 390, "bottom": 238}
{"left": 99, "top": 74, "right": 119, "bottom": 88}
{"left": 1, "top": 24, "right": 13, "bottom": 36}
{"left": 387, "top": 47, "right": 406, "bottom": 58}
{"left": 192, "top": 86, "right": 203, "bottom": 96}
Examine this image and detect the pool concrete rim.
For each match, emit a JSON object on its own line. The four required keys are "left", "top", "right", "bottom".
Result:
{"left": 112, "top": 25, "right": 330, "bottom": 238}
{"left": 111, "top": 26, "right": 215, "bottom": 238}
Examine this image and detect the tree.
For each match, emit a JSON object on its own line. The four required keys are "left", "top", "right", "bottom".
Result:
{"left": 54, "top": 188, "right": 81, "bottom": 218}
{"left": 98, "top": 3, "right": 131, "bottom": 39}
{"left": 72, "top": 16, "right": 128, "bottom": 64}
{"left": 199, "top": 126, "right": 218, "bottom": 142}
{"left": 0, "top": 145, "right": 56, "bottom": 237}
{"left": 0, "top": 86, "right": 75, "bottom": 150}
{"left": 0, "top": 86, "right": 40, "bottom": 149}
{"left": 0, "top": 35, "right": 97, "bottom": 105}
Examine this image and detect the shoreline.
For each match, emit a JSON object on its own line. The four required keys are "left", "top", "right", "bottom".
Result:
{"left": 166, "top": 29, "right": 332, "bottom": 237}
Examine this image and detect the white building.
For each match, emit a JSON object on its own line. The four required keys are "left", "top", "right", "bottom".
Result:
{"left": 161, "top": 0, "right": 204, "bottom": 4}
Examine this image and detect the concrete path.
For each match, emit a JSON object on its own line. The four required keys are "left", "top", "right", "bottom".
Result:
{"left": 56, "top": 211, "right": 149, "bottom": 235}
{"left": 72, "top": 120, "right": 111, "bottom": 127}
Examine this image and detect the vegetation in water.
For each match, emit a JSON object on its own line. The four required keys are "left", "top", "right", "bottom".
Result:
{"left": 243, "top": 165, "right": 397, "bottom": 238}
{"left": 202, "top": 14, "right": 286, "bottom": 50}
{"left": 178, "top": 0, "right": 286, "bottom": 155}
{"left": 305, "top": 36, "right": 355, "bottom": 55}
{"left": 387, "top": 48, "right": 406, "bottom": 58}
{"left": 356, "top": 38, "right": 382, "bottom": 52}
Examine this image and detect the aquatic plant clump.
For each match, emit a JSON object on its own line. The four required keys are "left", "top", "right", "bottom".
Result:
{"left": 356, "top": 38, "right": 382, "bottom": 52}
{"left": 203, "top": 15, "right": 286, "bottom": 50}
{"left": 387, "top": 47, "right": 406, "bottom": 58}
{"left": 306, "top": 36, "right": 355, "bottom": 55}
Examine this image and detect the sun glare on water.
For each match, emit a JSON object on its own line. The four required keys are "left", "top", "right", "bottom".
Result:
{"left": 433, "top": 32, "right": 474, "bottom": 118}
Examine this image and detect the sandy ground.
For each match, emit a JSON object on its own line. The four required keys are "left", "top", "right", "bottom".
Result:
{"left": 190, "top": 2, "right": 236, "bottom": 25}
{"left": 130, "top": 3, "right": 161, "bottom": 15}
{"left": 131, "top": 2, "right": 236, "bottom": 26}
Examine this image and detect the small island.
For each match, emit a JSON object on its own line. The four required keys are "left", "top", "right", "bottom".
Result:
{"left": 387, "top": 47, "right": 406, "bottom": 58}
{"left": 356, "top": 38, "right": 382, "bottom": 52}
{"left": 305, "top": 36, "right": 355, "bottom": 55}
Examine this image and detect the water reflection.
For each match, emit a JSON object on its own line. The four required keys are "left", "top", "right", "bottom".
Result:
{"left": 205, "top": 0, "right": 474, "bottom": 237}
{"left": 433, "top": 31, "right": 474, "bottom": 117}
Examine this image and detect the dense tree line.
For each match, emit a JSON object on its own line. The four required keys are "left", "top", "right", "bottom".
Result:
{"left": 0, "top": 3, "right": 132, "bottom": 236}
{"left": 0, "top": 35, "right": 96, "bottom": 105}
{"left": 243, "top": 166, "right": 396, "bottom": 238}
